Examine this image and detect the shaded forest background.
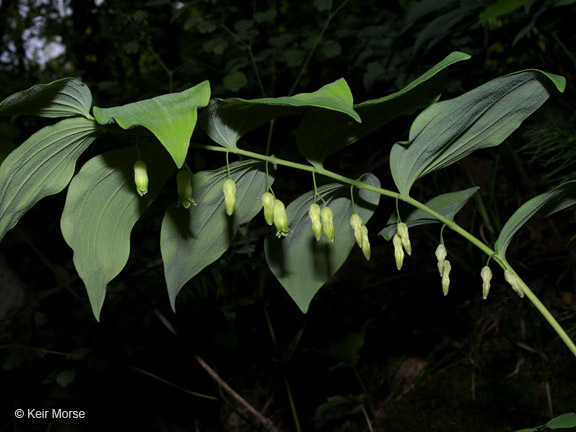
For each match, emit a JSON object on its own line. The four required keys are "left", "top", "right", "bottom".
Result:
{"left": 1, "top": 0, "right": 576, "bottom": 431}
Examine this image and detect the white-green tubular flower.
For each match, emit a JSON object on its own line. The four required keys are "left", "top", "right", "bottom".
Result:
{"left": 261, "top": 192, "right": 275, "bottom": 225}
{"left": 321, "top": 206, "right": 335, "bottom": 242}
{"left": 435, "top": 244, "right": 448, "bottom": 276}
{"left": 133, "top": 160, "right": 149, "bottom": 197}
{"left": 176, "top": 170, "right": 196, "bottom": 209}
{"left": 308, "top": 203, "right": 322, "bottom": 241}
{"left": 480, "top": 266, "right": 492, "bottom": 300}
{"left": 441, "top": 260, "right": 451, "bottom": 296}
{"left": 273, "top": 199, "right": 290, "bottom": 238}
{"left": 504, "top": 269, "right": 524, "bottom": 298}
{"left": 393, "top": 233, "right": 404, "bottom": 270}
{"left": 223, "top": 178, "right": 237, "bottom": 216}
{"left": 350, "top": 213, "right": 364, "bottom": 248}
{"left": 397, "top": 222, "right": 412, "bottom": 255}
{"left": 360, "top": 225, "right": 371, "bottom": 261}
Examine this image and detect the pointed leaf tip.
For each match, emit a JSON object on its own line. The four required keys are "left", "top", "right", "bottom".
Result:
{"left": 93, "top": 81, "right": 211, "bottom": 168}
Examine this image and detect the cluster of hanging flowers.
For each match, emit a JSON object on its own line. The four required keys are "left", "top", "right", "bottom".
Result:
{"left": 350, "top": 213, "right": 370, "bottom": 260}
{"left": 392, "top": 222, "right": 411, "bottom": 270}
{"left": 132, "top": 162, "right": 525, "bottom": 301}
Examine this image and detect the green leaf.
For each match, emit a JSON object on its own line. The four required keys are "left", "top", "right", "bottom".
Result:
{"left": 161, "top": 160, "right": 271, "bottom": 310}
{"left": 546, "top": 412, "right": 576, "bottom": 429}
{"left": 223, "top": 71, "right": 248, "bottom": 92}
{"left": 265, "top": 174, "right": 380, "bottom": 313}
{"left": 198, "top": 78, "right": 360, "bottom": 150}
{"left": 495, "top": 181, "right": 576, "bottom": 259}
{"left": 412, "top": 5, "right": 478, "bottom": 54}
{"left": 93, "top": 81, "right": 211, "bottom": 168}
{"left": 0, "top": 78, "right": 93, "bottom": 119}
{"left": 0, "top": 118, "right": 98, "bottom": 242}
{"left": 479, "top": 0, "right": 531, "bottom": 25}
{"left": 379, "top": 187, "right": 479, "bottom": 240}
{"left": 390, "top": 70, "right": 565, "bottom": 196}
{"left": 60, "top": 143, "right": 176, "bottom": 321}
{"left": 513, "top": 413, "right": 576, "bottom": 432}
{"left": 297, "top": 51, "right": 470, "bottom": 168}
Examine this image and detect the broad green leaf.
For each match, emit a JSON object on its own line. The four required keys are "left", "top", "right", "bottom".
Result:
{"left": 93, "top": 81, "right": 211, "bottom": 168}
{"left": 61, "top": 143, "right": 176, "bottom": 321}
{"left": 546, "top": 412, "right": 576, "bottom": 429}
{"left": 161, "top": 160, "right": 271, "bottom": 310}
{"left": 198, "top": 78, "right": 360, "bottom": 150}
{"left": 265, "top": 174, "right": 380, "bottom": 313}
{"left": 0, "top": 78, "right": 93, "bottom": 119}
{"left": 296, "top": 52, "right": 470, "bottom": 168}
{"left": 390, "top": 70, "right": 566, "bottom": 196}
{"left": 0, "top": 118, "right": 98, "bottom": 242}
{"left": 479, "top": 0, "right": 531, "bottom": 25}
{"left": 513, "top": 412, "right": 576, "bottom": 432}
{"left": 379, "top": 187, "right": 479, "bottom": 240}
{"left": 494, "top": 181, "right": 576, "bottom": 259}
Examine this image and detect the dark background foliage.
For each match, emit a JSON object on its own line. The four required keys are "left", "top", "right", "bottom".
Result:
{"left": 1, "top": 0, "right": 576, "bottom": 431}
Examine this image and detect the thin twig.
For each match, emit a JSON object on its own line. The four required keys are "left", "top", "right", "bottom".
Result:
{"left": 195, "top": 355, "right": 280, "bottom": 432}
{"left": 288, "top": 0, "right": 350, "bottom": 96}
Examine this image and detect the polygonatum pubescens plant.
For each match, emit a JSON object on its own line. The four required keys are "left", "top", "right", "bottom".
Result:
{"left": 1, "top": 51, "right": 575, "bottom": 359}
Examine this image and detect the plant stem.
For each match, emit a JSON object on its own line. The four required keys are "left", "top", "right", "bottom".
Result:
{"left": 191, "top": 143, "right": 576, "bottom": 359}
{"left": 508, "top": 266, "right": 576, "bottom": 358}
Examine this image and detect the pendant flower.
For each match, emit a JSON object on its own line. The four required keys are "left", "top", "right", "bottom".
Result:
{"left": 274, "top": 199, "right": 290, "bottom": 238}
{"left": 481, "top": 266, "right": 492, "bottom": 300}
{"left": 309, "top": 203, "right": 322, "bottom": 241}
{"left": 261, "top": 192, "right": 275, "bottom": 225}
{"left": 223, "top": 178, "right": 237, "bottom": 216}
{"left": 133, "top": 160, "right": 148, "bottom": 197}
{"left": 321, "top": 206, "right": 335, "bottom": 242}
{"left": 176, "top": 169, "right": 196, "bottom": 209}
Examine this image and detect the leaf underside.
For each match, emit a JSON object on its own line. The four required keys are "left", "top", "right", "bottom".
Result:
{"left": 0, "top": 117, "right": 98, "bottom": 242}
{"left": 380, "top": 187, "right": 479, "bottom": 240}
{"left": 265, "top": 173, "right": 380, "bottom": 313}
{"left": 198, "top": 78, "right": 360, "bottom": 150}
{"left": 93, "top": 81, "right": 211, "bottom": 168}
{"left": 161, "top": 159, "right": 271, "bottom": 310}
{"left": 61, "top": 142, "right": 176, "bottom": 321}
{"left": 495, "top": 180, "right": 576, "bottom": 259}
{"left": 390, "top": 69, "right": 565, "bottom": 196}
{"left": 0, "top": 77, "right": 93, "bottom": 119}
{"left": 297, "top": 51, "right": 471, "bottom": 168}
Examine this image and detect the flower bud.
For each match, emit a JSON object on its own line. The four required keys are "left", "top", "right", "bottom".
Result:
{"left": 223, "top": 178, "right": 237, "bottom": 216}
{"left": 176, "top": 170, "right": 196, "bottom": 209}
{"left": 480, "top": 266, "right": 492, "bottom": 300}
{"left": 435, "top": 244, "right": 448, "bottom": 276}
{"left": 309, "top": 203, "right": 322, "bottom": 241}
{"left": 261, "top": 192, "right": 275, "bottom": 225}
{"left": 441, "top": 260, "right": 451, "bottom": 296}
{"left": 321, "top": 206, "right": 335, "bottom": 242}
{"left": 393, "top": 233, "right": 404, "bottom": 270}
{"left": 273, "top": 199, "right": 290, "bottom": 237}
{"left": 360, "top": 225, "right": 371, "bottom": 261}
{"left": 350, "top": 213, "right": 364, "bottom": 248}
{"left": 133, "top": 160, "right": 148, "bottom": 197}
{"left": 397, "top": 222, "right": 412, "bottom": 255}
{"left": 504, "top": 269, "right": 524, "bottom": 298}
